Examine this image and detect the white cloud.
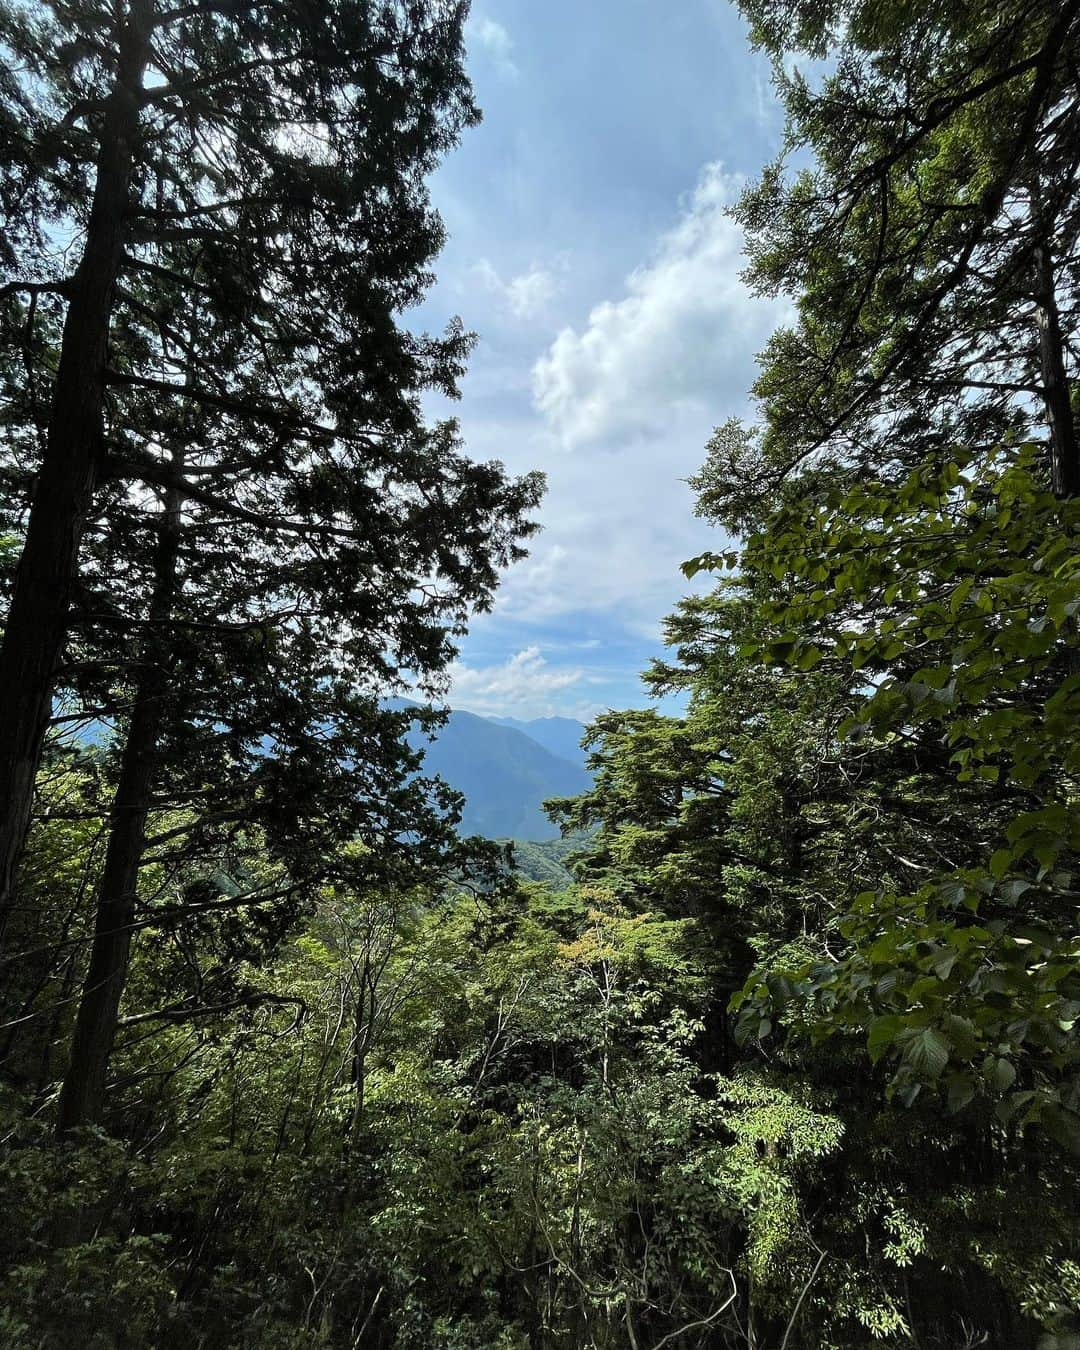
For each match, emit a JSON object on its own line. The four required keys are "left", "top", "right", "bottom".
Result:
{"left": 467, "top": 14, "right": 519, "bottom": 79}
{"left": 474, "top": 258, "right": 558, "bottom": 319}
{"left": 424, "top": 160, "right": 787, "bottom": 650}
{"left": 440, "top": 397, "right": 723, "bottom": 631}
{"left": 506, "top": 268, "right": 557, "bottom": 318}
{"left": 487, "top": 444, "right": 719, "bottom": 624}
{"left": 448, "top": 645, "right": 586, "bottom": 717}
{"left": 531, "top": 162, "right": 784, "bottom": 448}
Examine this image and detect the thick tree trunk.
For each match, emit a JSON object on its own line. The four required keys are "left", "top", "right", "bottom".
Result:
{"left": 1031, "top": 192, "right": 1079, "bottom": 499}
{"left": 57, "top": 470, "right": 181, "bottom": 1134}
{"left": 0, "top": 0, "right": 152, "bottom": 951}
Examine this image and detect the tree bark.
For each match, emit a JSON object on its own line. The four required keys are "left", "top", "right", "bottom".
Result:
{"left": 0, "top": 0, "right": 152, "bottom": 951}
{"left": 57, "top": 467, "right": 181, "bottom": 1134}
{"left": 1031, "top": 189, "right": 1079, "bottom": 499}
{"left": 348, "top": 970, "right": 370, "bottom": 1150}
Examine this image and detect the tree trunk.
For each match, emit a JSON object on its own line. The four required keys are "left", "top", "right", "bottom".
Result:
{"left": 57, "top": 467, "right": 181, "bottom": 1134}
{"left": 0, "top": 0, "right": 152, "bottom": 951}
{"left": 1031, "top": 189, "right": 1079, "bottom": 499}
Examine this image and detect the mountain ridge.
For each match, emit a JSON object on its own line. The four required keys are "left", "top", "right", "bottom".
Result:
{"left": 392, "top": 702, "right": 590, "bottom": 841}
{"left": 489, "top": 715, "right": 589, "bottom": 768}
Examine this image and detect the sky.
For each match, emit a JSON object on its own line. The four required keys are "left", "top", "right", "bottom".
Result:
{"left": 413, "top": 0, "right": 788, "bottom": 722}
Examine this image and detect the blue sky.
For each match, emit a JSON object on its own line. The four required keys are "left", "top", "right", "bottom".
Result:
{"left": 415, "top": 0, "right": 787, "bottom": 721}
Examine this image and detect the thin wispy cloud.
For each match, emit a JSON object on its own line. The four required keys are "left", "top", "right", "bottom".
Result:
{"left": 473, "top": 258, "right": 559, "bottom": 319}
{"left": 467, "top": 14, "right": 519, "bottom": 79}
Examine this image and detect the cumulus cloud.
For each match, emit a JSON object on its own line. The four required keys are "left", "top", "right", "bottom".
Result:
{"left": 445, "top": 402, "right": 721, "bottom": 631}
{"left": 474, "top": 259, "right": 559, "bottom": 319}
{"left": 448, "top": 646, "right": 586, "bottom": 717}
{"left": 488, "top": 450, "right": 717, "bottom": 624}
{"left": 467, "top": 14, "right": 519, "bottom": 79}
{"left": 531, "top": 162, "right": 784, "bottom": 447}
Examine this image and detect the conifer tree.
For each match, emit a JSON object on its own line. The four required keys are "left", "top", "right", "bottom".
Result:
{"left": 0, "top": 0, "right": 499, "bottom": 946}
{"left": 704, "top": 0, "right": 1080, "bottom": 527}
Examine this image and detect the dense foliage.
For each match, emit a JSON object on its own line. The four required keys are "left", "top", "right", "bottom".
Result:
{"left": 1, "top": 0, "right": 1078, "bottom": 1346}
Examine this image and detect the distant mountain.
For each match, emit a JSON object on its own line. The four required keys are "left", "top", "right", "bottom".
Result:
{"left": 74, "top": 697, "right": 589, "bottom": 843}
{"left": 490, "top": 715, "right": 589, "bottom": 768}
{"left": 395, "top": 704, "right": 590, "bottom": 841}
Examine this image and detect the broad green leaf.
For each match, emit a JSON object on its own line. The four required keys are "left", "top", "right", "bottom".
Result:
{"left": 904, "top": 1029, "right": 951, "bottom": 1079}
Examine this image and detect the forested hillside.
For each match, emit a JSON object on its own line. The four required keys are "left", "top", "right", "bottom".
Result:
{"left": 0, "top": 0, "right": 1078, "bottom": 1348}
{"left": 502, "top": 834, "right": 588, "bottom": 888}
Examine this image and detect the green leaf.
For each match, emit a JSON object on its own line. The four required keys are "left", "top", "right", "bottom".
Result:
{"left": 988, "top": 847, "right": 1015, "bottom": 880}
{"left": 999, "top": 879, "right": 1032, "bottom": 905}
{"left": 765, "top": 639, "right": 798, "bottom": 664}
{"left": 984, "top": 1057, "right": 1016, "bottom": 1093}
{"left": 1042, "top": 1104, "right": 1080, "bottom": 1155}
{"left": 941, "top": 1014, "right": 979, "bottom": 1058}
{"left": 796, "top": 644, "right": 824, "bottom": 670}
{"left": 681, "top": 554, "right": 712, "bottom": 579}
{"left": 946, "top": 1073, "right": 975, "bottom": 1114}
{"left": 868, "top": 1014, "right": 904, "bottom": 1063}
{"left": 904, "top": 1028, "right": 951, "bottom": 1079}
{"left": 767, "top": 974, "right": 797, "bottom": 1005}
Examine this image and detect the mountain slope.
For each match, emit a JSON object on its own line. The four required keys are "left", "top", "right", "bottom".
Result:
{"left": 401, "top": 707, "right": 590, "bottom": 840}
{"left": 502, "top": 833, "right": 590, "bottom": 888}
{"left": 490, "top": 715, "right": 589, "bottom": 768}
